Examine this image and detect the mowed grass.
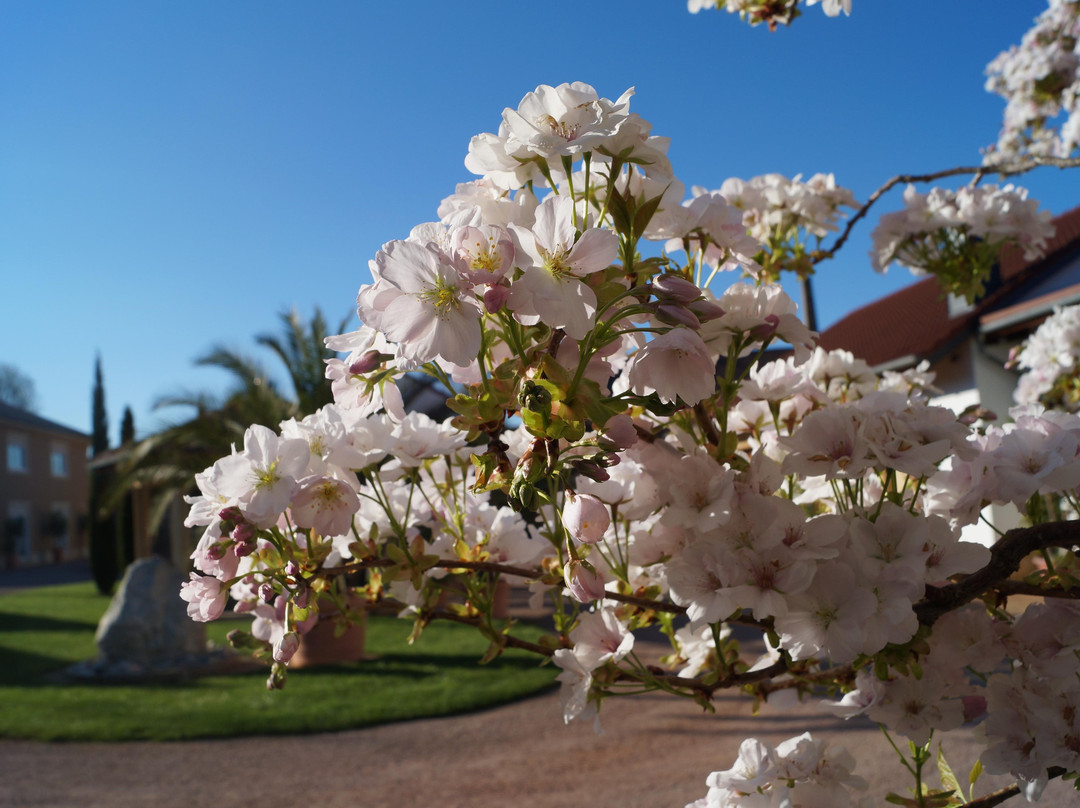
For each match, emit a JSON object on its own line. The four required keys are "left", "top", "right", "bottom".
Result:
{"left": 0, "top": 582, "right": 556, "bottom": 742}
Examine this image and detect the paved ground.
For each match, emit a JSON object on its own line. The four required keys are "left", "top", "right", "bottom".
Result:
{"left": 0, "top": 558, "right": 92, "bottom": 595}
{"left": 1, "top": 563, "right": 1076, "bottom": 807}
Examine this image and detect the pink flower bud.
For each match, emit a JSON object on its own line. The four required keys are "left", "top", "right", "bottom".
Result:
{"left": 218, "top": 506, "right": 242, "bottom": 524}
{"left": 687, "top": 299, "right": 725, "bottom": 322}
{"left": 561, "top": 492, "right": 610, "bottom": 544}
{"left": 599, "top": 413, "right": 638, "bottom": 451}
{"left": 259, "top": 582, "right": 275, "bottom": 603}
{"left": 483, "top": 284, "right": 511, "bottom": 314}
{"left": 962, "top": 695, "right": 987, "bottom": 722}
{"left": 570, "top": 459, "right": 609, "bottom": 482}
{"left": 348, "top": 349, "right": 382, "bottom": 375}
{"left": 233, "top": 538, "right": 256, "bottom": 557}
{"left": 748, "top": 313, "right": 780, "bottom": 342}
{"left": 292, "top": 586, "right": 310, "bottom": 610}
{"left": 285, "top": 561, "right": 301, "bottom": 577}
{"left": 274, "top": 632, "right": 300, "bottom": 665}
{"left": 655, "top": 303, "right": 702, "bottom": 330}
{"left": 564, "top": 560, "right": 607, "bottom": 604}
{"left": 232, "top": 522, "right": 256, "bottom": 542}
{"left": 651, "top": 274, "right": 701, "bottom": 304}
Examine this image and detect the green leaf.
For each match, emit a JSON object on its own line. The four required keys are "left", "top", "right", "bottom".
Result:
{"left": 937, "top": 745, "right": 962, "bottom": 802}
{"left": 632, "top": 192, "right": 665, "bottom": 241}
{"left": 478, "top": 638, "right": 505, "bottom": 665}
{"left": 921, "top": 792, "right": 959, "bottom": 808}
{"left": 968, "top": 758, "right": 982, "bottom": 791}
{"left": 885, "top": 792, "right": 918, "bottom": 806}
{"left": 608, "top": 187, "right": 631, "bottom": 236}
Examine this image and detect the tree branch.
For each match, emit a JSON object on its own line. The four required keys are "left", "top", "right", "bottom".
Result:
{"left": 963, "top": 767, "right": 1067, "bottom": 808}
{"left": 915, "top": 521, "right": 1080, "bottom": 626}
{"left": 992, "top": 579, "right": 1080, "bottom": 600}
{"left": 814, "top": 155, "right": 1080, "bottom": 265}
{"left": 320, "top": 557, "right": 547, "bottom": 581}
{"left": 426, "top": 608, "right": 557, "bottom": 658}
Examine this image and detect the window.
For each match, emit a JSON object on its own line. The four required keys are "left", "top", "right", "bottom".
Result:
{"left": 48, "top": 503, "right": 71, "bottom": 549}
{"left": 50, "top": 445, "right": 68, "bottom": 477}
{"left": 6, "top": 436, "right": 28, "bottom": 473}
{"left": 5, "top": 503, "right": 31, "bottom": 559}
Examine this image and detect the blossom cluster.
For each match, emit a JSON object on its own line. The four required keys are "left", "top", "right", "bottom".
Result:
{"left": 1013, "top": 303, "right": 1080, "bottom": 410}
{"left": 869, "top": 183, "right": 1055, "bottom": 301}
{"left": 180, "top": 83, "right": 1080, "bottom": 805}
{"left": 925, "top": 403, "right": 1080, "bottom": 526}
{"left": 706, "top": 173, "right": 858, "bottom": 281}
{"left": 984, "top": 0, "right": 1080, "bottom": 162}
{"left": 688, "top": 0, "right": 851, "bottom": 30}
{"left": 685, "top": 732, "right": 869, "bottom": 808}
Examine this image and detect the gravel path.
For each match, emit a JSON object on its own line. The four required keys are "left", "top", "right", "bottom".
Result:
{"left": 2, "top": 686, "right": 1076, "bottom": 807}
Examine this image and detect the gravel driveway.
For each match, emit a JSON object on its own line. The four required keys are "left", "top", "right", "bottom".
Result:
{"left": 2, "top": 685, "right": 1077, "bottom": 807}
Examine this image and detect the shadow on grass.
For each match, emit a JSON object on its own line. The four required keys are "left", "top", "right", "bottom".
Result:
{"left": 0, "top": 646, "right": 88, "bottom": 686}
{"left": 3, "top": 649, "right": 548, "bottom": 691}
{"left": 0, "top": 611, "right": 95, "bottom": 633}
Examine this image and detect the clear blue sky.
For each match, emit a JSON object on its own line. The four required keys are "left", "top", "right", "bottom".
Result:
{"left": 2, "top": 1, "right": 1074, "bottom": 439}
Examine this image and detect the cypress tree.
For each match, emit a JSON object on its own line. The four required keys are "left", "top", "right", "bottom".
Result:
{"left": 91, "top": 356, "right": 109, "bottom": 457}
{"left": 120, "top": 406, "right": 135, "bottom": 444}
{"left": 118, "top": 406, "right": 136, "bottom": 568}
{"left": 88, "top": 356, "right": 119, "bottom": 594}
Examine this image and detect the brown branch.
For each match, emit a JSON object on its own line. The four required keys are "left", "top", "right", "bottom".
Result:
{"left": 610, "top": 657, "right": 795, "bottom": 700}
{"left": 431, "top": 559, "right": 547, "bottom": 579}
{"left": 814, "top": 155, "right": 1080, "bottom": 265}
{"left": 424, "top": 608, "right": 557, "bottom": 658}
{"left": 992, "top": 579, "right": 1080, "bottom": 600}
{"left": 964, "top": 767, "right": 1067, "bottom": 808}
{"left": 693, "top": 401, "right": 723, "bottom": 449}
{"left": 915, "top": 521, "right": 1080, "bottom": 627}
{"left": 755, "top": 663, "right": 855, "bottom": 697}
{"left": 320, "top": 557, "right": 547, "bottom": 580}
{"left": 604, "top": 590, "right": 686, "bottom": 615}
{"left": 602, "top": 591, "right": 775, "bottom": 634}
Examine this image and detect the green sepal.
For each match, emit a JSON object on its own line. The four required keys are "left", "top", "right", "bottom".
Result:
{"left": 227, "top": 629, "right": 272, "bottom": 657}
{"left": 632, "top": 192, "right": 665, "bottom": 242}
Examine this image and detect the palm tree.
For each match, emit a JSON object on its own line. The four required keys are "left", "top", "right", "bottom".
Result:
{"left": 104, "top": 306, "right": 455, "bottom": 542}
{"left": 103, "top": 307, "right": 349, "bottom": 536}
{"left": 254, "top": 308, "right": 347, "bottom": 416}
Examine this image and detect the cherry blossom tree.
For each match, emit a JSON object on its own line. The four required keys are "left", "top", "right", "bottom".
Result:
{"left": 178, "top": 4, "right": 1080, "bottom": 806}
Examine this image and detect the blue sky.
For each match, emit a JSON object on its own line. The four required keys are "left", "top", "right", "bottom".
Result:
{"left": 2, "top": 1, "right": 1074, "bottom": 439}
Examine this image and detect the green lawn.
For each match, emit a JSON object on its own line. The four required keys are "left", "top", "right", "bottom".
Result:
{"left": 0, "top": 582, "right": 556, "bottom": 742}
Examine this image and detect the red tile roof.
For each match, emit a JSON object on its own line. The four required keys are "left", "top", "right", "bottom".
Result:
{"left": 818, "top": 203, "right": 1080, "bottom": 367}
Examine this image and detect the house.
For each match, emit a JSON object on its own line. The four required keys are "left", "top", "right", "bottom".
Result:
{"left": 1, "top": 402, "right": 90, "bottom": 569}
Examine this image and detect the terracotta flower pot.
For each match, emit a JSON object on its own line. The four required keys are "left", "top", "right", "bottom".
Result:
{"left": 291, "top": 594, "right": 368, "bottom": 669}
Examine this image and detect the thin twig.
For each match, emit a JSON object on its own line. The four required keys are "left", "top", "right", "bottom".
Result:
{"left": 320, "top": 557, "right": 546, "bottom": 580}
{"left": 814, "top": 155, "right": 1080, "bottom": 265}
{"left": 427, "top": 609, "right": 557, "bottom": 658}
{"left": 992, "top": 579, "right": 1080, "bottom": 600}
{"left": 963, "top": 767, "right": 1067, "bottom": 808}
